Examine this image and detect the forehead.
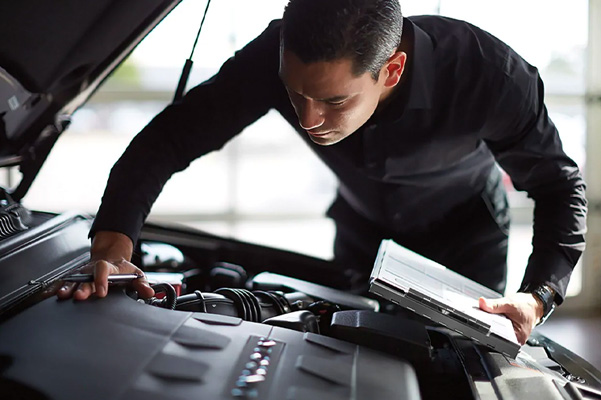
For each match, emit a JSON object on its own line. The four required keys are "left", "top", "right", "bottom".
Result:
{"left": 279, "top": 50, "right": 372, "bottom": 99}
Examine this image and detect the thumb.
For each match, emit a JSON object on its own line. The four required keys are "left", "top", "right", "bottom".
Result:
{"left": 133, "top": 276, "right": 155, "bottom": 299}
{"left": 479, "top": 297, "right": 509, "bottom": 314}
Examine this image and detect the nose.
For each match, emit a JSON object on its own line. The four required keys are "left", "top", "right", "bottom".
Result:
{"left": 298, "top": 99, "right": 325, "bottom": 131}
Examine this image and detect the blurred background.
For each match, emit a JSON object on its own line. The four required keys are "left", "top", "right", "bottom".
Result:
{"left": 15, "top": 0, "right": 601, "bottom": 365}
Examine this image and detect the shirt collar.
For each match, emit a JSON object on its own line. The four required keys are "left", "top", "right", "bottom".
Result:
{"left": 403, "top": 17, "right": 434, "bottom": 110}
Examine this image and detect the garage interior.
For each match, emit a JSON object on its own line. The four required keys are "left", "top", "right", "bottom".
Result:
{"left": 6, "top": 0, "right": 601, "bottom": 371}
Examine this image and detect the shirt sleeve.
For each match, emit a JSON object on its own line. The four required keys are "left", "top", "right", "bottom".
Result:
{"left": 90, "top": 20, "right": 284, "bottom": 246}
{"left": 482, "top": 54, "right": 587, "bottom": 304}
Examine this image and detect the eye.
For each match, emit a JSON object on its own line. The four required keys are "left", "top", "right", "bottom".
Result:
{"left": 327, "top": 100, "right": 346, "bottom": 107}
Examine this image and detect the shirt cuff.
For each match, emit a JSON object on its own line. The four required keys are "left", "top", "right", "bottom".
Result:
{"left": 518, "top": 245, "right": 580, "bottom": 305}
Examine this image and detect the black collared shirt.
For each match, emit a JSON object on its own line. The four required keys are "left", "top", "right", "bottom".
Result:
{"left": 91, "top": 16, "right": 587, "bottom": 302}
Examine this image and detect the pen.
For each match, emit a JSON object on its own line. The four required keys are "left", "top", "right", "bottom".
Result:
{"left": 62, "top": 273, "right": 143, "bottom": 283}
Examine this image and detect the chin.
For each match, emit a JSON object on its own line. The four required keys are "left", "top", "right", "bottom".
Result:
{"left": 309, "top": 131, "right": 351, "bottom": 146}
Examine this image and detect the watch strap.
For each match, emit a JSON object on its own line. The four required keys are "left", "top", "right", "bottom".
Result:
{"left": 522, "top": 284, "right": 556, "bottom": 326}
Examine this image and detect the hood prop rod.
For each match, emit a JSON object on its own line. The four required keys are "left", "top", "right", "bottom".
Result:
{"left": 172, "top": 0, "right": 212, "bottom": 104}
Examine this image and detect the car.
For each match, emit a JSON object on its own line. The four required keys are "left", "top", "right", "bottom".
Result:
{"left": 1, "top": 2, "right": 601, "bottom": 399}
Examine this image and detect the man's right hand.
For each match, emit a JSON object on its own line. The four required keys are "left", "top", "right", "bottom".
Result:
{"left": 57, "top": 231, "right": 155, "bottom": 300}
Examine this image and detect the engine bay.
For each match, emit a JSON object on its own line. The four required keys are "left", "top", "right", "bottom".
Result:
{"left": 1, "top": 212, "right": 600, "bottom": 400}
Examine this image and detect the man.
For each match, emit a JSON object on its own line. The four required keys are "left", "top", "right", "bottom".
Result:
{"left": 58, "top": 0, "right": 587, "bottom": 345}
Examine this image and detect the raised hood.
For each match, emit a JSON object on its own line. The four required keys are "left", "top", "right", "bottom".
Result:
{"left": 0, "top": 0, "right": 182, "bottom": 201}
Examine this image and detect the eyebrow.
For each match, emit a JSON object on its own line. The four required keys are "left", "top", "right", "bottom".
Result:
{"left": 317, "top": 95, "right": 349, "bottom": 102}
{"left": 279, "top": 73, "right": 351, "bottom": 103}
{"left": 281, "top": 82, "right": 350, "bottom": 103}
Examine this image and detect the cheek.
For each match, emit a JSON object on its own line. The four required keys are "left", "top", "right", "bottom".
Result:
{"left": 327, "top": 101, "right": 375, "bottom": 129}
{"left": 326, "top": 110, "right": 353, "bottom": 123}
{"left": 285, "top": 90, "right": 306, "bottom": 116}
{"left": 287, "top": 95, "right": 301, "bottom": 113}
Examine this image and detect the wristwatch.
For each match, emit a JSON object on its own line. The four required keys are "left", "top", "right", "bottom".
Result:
{"left": 524, "top": 284, "right": 556, "bottom": 326}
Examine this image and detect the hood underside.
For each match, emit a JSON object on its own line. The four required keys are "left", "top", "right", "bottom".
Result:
{"left": 0, "top": 0, "right": 181, "bottom": 199}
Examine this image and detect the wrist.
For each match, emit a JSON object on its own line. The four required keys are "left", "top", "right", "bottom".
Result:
{"left": 531, "top": 294, "right": 545, "bottom": 323}
{"left": 522, "top": 284, "right": 556, "bottom": 326}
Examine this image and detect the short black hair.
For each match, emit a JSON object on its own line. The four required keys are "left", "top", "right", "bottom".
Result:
{"left": 281, "top": 0, "right": 403, "bottom": 81}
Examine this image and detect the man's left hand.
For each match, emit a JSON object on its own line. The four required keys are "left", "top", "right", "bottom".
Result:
{"left": 478, "top": 293, "right": 544, "bottom": 345}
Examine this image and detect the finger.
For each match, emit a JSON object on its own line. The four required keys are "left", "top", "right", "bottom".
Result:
{"left": 478, "top": 297, "right": 510, "bottom": 314}
{"left": 56, "top": 260, "right": 97, "bottom": 300}
{"left": 73, "top": 282, "right": 95, "bottom": 301}
{"left": 132, "top": 274, "right": 155, "bottom": 299}
{"left": 515, "top": 326, "right": 528, "bottom": 345}
{"left": 517, "top": 320, "right": 536, "bottom": 345}
{"left": 505, "top": 317, "right": 524, "bottom": 344}
{"left": 93, "top": 260, "right": 113, "bottom": 298}
{"left": 113, "top": 260, "right": 155, "bottom": 299}
{"left": 57, "top": 282, "right": 79, "bottom": 299}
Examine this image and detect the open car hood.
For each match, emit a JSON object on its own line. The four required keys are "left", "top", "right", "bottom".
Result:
{"left": 0, "top": 0, "right": 181, "bottom": 201}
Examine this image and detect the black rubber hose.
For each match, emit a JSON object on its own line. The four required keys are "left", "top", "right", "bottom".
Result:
{"left": 174, "top": 290, "right": 207, "bottom": 312}
{"left": 235, "top": 289, "right": 261, "bottom": 322}
{"left": 232, "top": 289, "right": 250, "bottom": 320}
{"left": 270, "top": 291, "right": 291, "bottom": 313}
{"left": 193, "top": 290, "right": 207, "bottom": 313}
{"left": 215, "top": 288, "right": 263, "bottom": 322}
{"left": 253, "top": 290, "right": 286, "bottom": 316}
{"left": 234, "top": 289, "right": 255, "bottom": 322}
{"left": 215, "top": 288, "right": 246, "bottom": 319}
{"left": 235, "top": 289, "right": 251, "bottom": 320}
{"left": 151, "top": 283, "right": 177, "bottom": 310}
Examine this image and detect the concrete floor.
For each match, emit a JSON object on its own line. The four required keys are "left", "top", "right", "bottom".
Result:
{"left": 537, "top": 313, "right": 601, "bottom": 370}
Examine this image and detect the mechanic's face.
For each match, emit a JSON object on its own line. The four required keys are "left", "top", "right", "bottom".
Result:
{"left": 279, "top": 49, "right": 406, "bottom": 146}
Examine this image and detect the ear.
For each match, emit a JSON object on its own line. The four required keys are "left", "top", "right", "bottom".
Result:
{"left": 382, "top": 51, "right": 407, "bottom": 88}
